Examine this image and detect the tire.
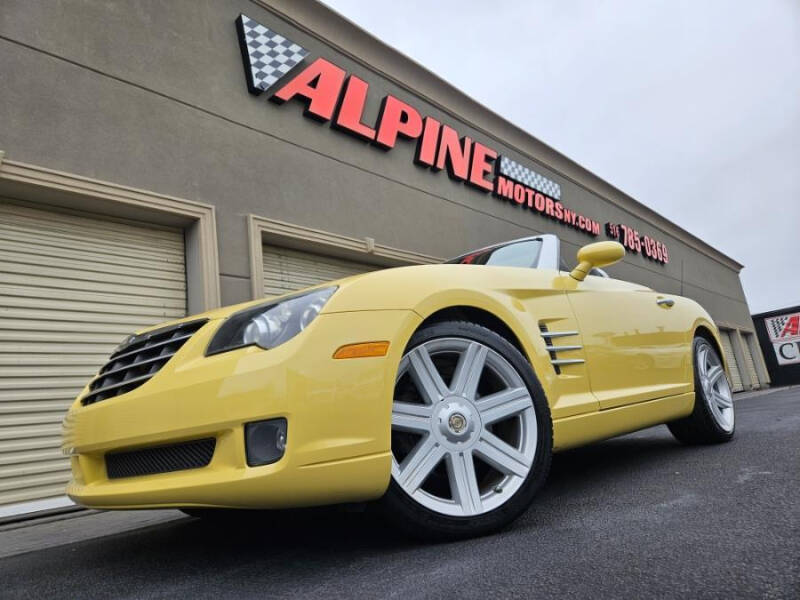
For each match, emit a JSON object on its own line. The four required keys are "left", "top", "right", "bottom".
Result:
{"left": 668, "top": 335, "right": 735, "bottom": 445}
{"left": 380, "top": 320, "right": 553, "bottom": 540}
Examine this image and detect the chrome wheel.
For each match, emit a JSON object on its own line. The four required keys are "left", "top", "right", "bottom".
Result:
{"left": 391, "top": 337, "right": 537, "bottom": 517}
{"left": 696, "top": 341, "right": 734, "bottom": 433}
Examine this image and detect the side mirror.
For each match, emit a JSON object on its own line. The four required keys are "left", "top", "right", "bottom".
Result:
{"left": 570, "top": 241, "right": 625, "bottom": 281}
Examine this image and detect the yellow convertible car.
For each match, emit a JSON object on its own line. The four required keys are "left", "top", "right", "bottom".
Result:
{"left": 62, "top": 235, "right": 734, "bottom": 539}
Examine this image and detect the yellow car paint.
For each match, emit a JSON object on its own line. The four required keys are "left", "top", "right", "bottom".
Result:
{"left": 569, "top": 241, "right": 626, "bottom": 281}
{"left": 63, "top": 259, "right": 727, "bottom": 510}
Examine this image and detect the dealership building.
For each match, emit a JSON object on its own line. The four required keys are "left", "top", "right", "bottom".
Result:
{"left": 0, "top": 0, "right": 770, "bottom": 517}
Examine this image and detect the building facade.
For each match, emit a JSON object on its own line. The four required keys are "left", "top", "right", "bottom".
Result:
{"left": 0, "top": 0, "right": 769, "bottom": 516}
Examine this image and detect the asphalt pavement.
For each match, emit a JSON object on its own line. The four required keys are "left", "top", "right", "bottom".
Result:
{"left": 1, "top": 386, "right": 798, "bottom": 599}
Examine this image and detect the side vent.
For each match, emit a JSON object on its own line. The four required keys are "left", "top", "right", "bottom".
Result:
{"left": 539, "top": 322, "right": 584, "bottom": 374}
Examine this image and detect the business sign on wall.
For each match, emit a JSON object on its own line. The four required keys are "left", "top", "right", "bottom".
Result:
{"left": 236, "top": 14, "right": 668, "bottom": 263}
{"left": 764, "top": 312, "right": 800, "bottom": 365}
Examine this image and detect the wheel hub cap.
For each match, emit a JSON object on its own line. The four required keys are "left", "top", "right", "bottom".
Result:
{"left": 436, "top": 399, "right": 479, "bottom": 444}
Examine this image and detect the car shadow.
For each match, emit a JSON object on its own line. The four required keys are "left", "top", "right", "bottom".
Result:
{"left": 5, "top": 426, "right": 698, "bottom": 593}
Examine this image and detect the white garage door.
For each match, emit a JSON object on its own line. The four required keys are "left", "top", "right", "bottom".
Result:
{"left": 0, "top": 201, "right": 187, "bottom": 512}
{"left": 740, "top": 333, "right": 760, "bottom": 389}
{"left": 262, "top": 244, "right": 379, "bottom": 297}
{"left": 718, "top": 329, "right": 743, "bottom": 392}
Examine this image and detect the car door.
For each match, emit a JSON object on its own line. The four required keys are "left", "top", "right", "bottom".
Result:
{"left": 563, "top": 273, "right": 692, "bottom": 410}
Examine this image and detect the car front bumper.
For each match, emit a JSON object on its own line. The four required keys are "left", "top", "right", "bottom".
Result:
{"left": 62, "top": 309, "right": 421, "bottom": 510}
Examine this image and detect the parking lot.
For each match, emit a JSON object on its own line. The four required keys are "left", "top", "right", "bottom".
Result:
{"left": 1, "top": 387, "right": 797, "bottom": 599}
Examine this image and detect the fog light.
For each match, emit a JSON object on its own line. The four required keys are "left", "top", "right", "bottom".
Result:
{"left": 245, "top": 418, "right": 288, "bottom": 466}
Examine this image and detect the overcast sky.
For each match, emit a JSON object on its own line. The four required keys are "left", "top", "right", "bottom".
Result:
{"left": 321, "top": 0, "right": 798, "bottom": 313}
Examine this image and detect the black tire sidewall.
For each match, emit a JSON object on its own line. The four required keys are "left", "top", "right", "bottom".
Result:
{"left": 380, "top": 320, "right": 553, "bottom": 540}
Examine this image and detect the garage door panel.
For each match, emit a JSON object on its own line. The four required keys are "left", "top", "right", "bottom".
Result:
{"left": 0, "top": 471, "right": 72, "bottom": 494}
{"left": 0, "top": 437, "right": 64, "bottom": 454}
{"left": 0, "top": 411, "right": 78, "bottom": 427}
{"left": 0, "top": 317, "right": 159, "bottom": 336}
{"left": 0, "top": 330, "right": 130, "bottom": 345}
{"left": 0, "top": 401, "right": 74, "bottom": 415}
{"left": 0, "top": 376, "right": 98, "bottom": 391}
{"left": 0, "top": 354, "right": 110, "bottom": 368}
{"left": 0, "top": 458, "right": 72, "bottom": 480}
{"left": 2, "top": 205, "right": 184, "bottom": 248}
{"left": 0, "top": 285, "right": 186, "bottom": 320}
{"left": 0, "top": 447, "right": 64, "bottom": 466}
{"left": 0, "top": 201, "right": 187, "bottom": 510}
{"left": 262, "top": 245, "right": 378, "bottom": 297}
{"left": 719, "top": 330, "right": 744, "bottom": 392}
{"left": 0, "top": 264, "right": 186, "bottom": 292}
{"left": 0, "top": 341, "right": 127, "bottom": 355}
{"left": 741, "top": 333, "right": 760, "bottom": 388}
{"left": 0, "top": 389, "right": 84, "bottom": 403}
{"left": 1, "top": 229, "right": 185, "bottom": 268}
{"left": 0, "top": 250, "right": 186, "bottom": 282}
{"left": 0, "top": 423, "right": 61, "bottom": 441}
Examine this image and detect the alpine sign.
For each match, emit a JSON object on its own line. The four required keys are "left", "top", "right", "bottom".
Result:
{"left": 236, "top": 14, "right": 668, "bottom": 260}
{"left": 765, "top": 312, "right": 800, "bottom": 365}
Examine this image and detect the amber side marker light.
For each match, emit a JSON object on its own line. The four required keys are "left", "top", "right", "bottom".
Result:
{"left": 333, "top": 341, "right": 390, "bottom": 359}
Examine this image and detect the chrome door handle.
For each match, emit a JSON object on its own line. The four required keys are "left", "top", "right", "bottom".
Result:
{"left": 657, "top": 298, "right": 675, "bottom": 308}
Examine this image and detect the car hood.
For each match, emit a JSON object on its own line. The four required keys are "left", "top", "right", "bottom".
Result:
{"left": 131, "top": 263, "right": 654, "bottom": 336}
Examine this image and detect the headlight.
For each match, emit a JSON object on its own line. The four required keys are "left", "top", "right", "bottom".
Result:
{"left": 206, "top": 287, "right": 336, "bottom": 356}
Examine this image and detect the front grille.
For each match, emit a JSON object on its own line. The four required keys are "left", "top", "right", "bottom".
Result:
{"left": 106, "top": 438, "right": 216, "bottom": 479}
{"left": 82, "top": 319, "right": 207, "bottom": 406}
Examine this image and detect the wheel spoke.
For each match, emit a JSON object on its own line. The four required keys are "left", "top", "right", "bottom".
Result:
{"left": 477, "top": 387, "right": 531, "bottom": 424}
{"left": 407, "top": 345, "right": 449, "bottom": 404}
{"left": 446, "top": 450, "right": 482, "bottom": 515}
{"left": 450, "top": 342, "right": 488, "bottom": 400}
{"left": 392, "top": 402, "right": 433, "bottom": 433}
{"left": 707, "top": 365, "right": 724, "bottom": 387}
{"left": 697, "top": 347, "right": 708, "bottom": 377}
{"left": 713, "top": 391, "right": 733, "bottom": 409}
{"left": 474, "top": 430, "right": 531, "bottom": 478}
{"left": 396, "top": 436, "right": 444, "bottom": 492}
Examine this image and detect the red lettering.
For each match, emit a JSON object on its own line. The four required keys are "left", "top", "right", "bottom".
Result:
{"left": 591, "top": 221, "right": 600, "bottom": 236}
{"left": 554, "top": 202, "right": 564, "bottom": 220}
{"left": 563, "top": 208, "right": 573, "bottom": 224}
{"left": 271, "top": 58, "right": 346, "bottom": 122}
{"left": 375, "top": 95, "right": 423, "bottom": 149}
{"left": 414, "top": 117, "right": 441, "bottom": 167}
{"left": 332, "top": 75, "right": 376, "bottom": 141}
{"left": 534, "top": 193, "right": 546, "bottom": 212}
{"left": 525, "top": 188, "right": 535, "bottom": 207}
{"left": 781, "top": 316, "right": 800, "bottom": 338}
{"left": 578, "top": 215, "right": 585, "bottom": 229}
{"left": 495, "top": 175, "right": 514, "bottom": 198}
{"left": 662, "top": 245, "right": 669, "bottom": 264}
{"left": 545, "top": 197, "right": 555, "bottom": 216}
{"left": 513, "top": 184, "right": 525, "bottom": 204}
{"left": 467, "top": 143, "right": 497, "bottom": 191}
{"left": 435, "top": 126, "right": 472, "bottom": 181}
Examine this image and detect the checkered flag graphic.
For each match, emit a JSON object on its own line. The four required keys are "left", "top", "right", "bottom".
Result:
{"left": 236, "top": 14, "right": 309, "bottom": 95}
{"left": 767, "top": 316, "right": 789, "bottom": 341}
{"left": 498, "top": 156, "right": 561, "bottom": 200}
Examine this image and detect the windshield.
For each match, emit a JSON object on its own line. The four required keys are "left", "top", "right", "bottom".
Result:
{"left": 445, "top": 239, "right": 543, "bottom": 268}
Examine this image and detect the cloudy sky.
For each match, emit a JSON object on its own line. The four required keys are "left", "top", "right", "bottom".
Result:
{"left": 322, "top": 0, "right": 798, "bottom": 313}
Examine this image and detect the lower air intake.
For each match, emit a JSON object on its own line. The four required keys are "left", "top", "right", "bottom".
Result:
{"left": 105, "top": 438, "right": 216, "bottom": 480}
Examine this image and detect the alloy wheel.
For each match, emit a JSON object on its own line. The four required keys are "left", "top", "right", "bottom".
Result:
{"left": 391, "top": 337, "right": 537, "bottom": 517}
{"left": 697, "top": 341, "right": 734, "bottom": 432}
